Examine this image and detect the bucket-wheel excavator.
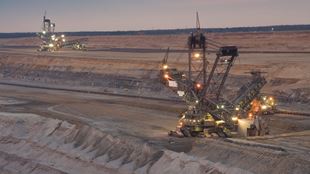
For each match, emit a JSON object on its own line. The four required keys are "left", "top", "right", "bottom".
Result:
{"left": 37, "top": 12, "right": 87, "bottom": 52}
{"left": 160, "top": 13, "right": 275, "bottom": 137}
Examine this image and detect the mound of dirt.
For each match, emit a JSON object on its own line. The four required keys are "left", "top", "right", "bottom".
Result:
{"left": 0, "top": 112, "right": 248, "bottom": 174}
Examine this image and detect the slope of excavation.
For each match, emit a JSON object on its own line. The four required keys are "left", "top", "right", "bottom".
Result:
{"left": 0, "top": 112, "right": 254, "bottom": 174}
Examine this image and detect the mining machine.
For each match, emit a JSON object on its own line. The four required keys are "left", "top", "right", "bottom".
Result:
{"left": 160, "top": 13, "right": 275, "bottom": 137}
{"left": 37, "top": 12, "right": 87, "bottom": 52}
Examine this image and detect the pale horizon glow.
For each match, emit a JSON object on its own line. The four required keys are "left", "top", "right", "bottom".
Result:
{"left": 0, "top": 0, "right": 309, "bottom": 32}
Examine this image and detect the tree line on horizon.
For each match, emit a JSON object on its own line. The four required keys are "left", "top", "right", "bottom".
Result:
{"left": 0, "top": 24, "right": 310, "bottom": 38}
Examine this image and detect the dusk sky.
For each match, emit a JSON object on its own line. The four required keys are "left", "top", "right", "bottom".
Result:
{"left": 0, "top": 0, "right": 309, "bottom": 32}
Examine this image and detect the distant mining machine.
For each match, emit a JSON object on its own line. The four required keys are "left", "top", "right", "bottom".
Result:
{"left": 37, "top": 13, "right": 87, "bottom": 52}
{"left": 160, "top": 13, "right": 275, "bottom": 137}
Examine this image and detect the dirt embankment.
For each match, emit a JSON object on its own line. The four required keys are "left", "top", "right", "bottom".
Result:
{"left": 1, "top": 51, "right": 310, "bottom": 104}
{"left": 0, "top": 53, "right": 178, "bottom": 100}
{"left": 0, "top": 112, "right": 249, "bottom": 174}
{"left": 1, "top": 112, "right": 309, "bottom": 174}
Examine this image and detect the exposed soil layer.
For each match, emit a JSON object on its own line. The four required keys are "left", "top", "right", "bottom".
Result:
{"left": 0, "top": 50, "right": 309, "bottom": 103}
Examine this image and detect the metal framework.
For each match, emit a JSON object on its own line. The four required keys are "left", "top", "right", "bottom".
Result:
{"left": 160, "top": 13, "right": 272, "bottom": 137}
{"left": 37, "top": 13, "right": 87, "bottom": 52}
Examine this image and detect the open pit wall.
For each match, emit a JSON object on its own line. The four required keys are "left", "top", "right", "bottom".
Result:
{"left": 1, "top": 50, "right": 310, "bottom": 104}
{"left": 0, "top": 52, "right": 178, "bottom": 100}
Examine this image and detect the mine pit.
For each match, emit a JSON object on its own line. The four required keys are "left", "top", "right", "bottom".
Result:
{"left": 0, "top": 19, "right": 310, "bottom": 174}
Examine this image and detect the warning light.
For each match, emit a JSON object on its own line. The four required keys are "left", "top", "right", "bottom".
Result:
{"left": 261, "top": 105, "right": 267, "bottom": 110}
{"left": 196, "top": 83, "right": 201, "bottom": 88}
{"left": 248, "top": 112, "right": 253, "bottom": 118}
{"left": 164, "top": 74, "right": 169, "bottom": 79}
{"left": 194, "top": 53, "right": 200, "bottom": 59}
{"left": 232, "top": 116, "right": 238, "bottom": 121}
{"left": 163, "top": 64, "right": 168, "bottom": 70}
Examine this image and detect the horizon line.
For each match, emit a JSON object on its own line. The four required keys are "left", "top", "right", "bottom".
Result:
{"left": 1, "top": 24, "right": 310, "bottom": 34}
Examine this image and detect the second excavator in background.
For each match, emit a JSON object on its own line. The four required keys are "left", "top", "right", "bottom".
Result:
{"left": 37, "top": 12, "right": 87, "bottom": 52}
